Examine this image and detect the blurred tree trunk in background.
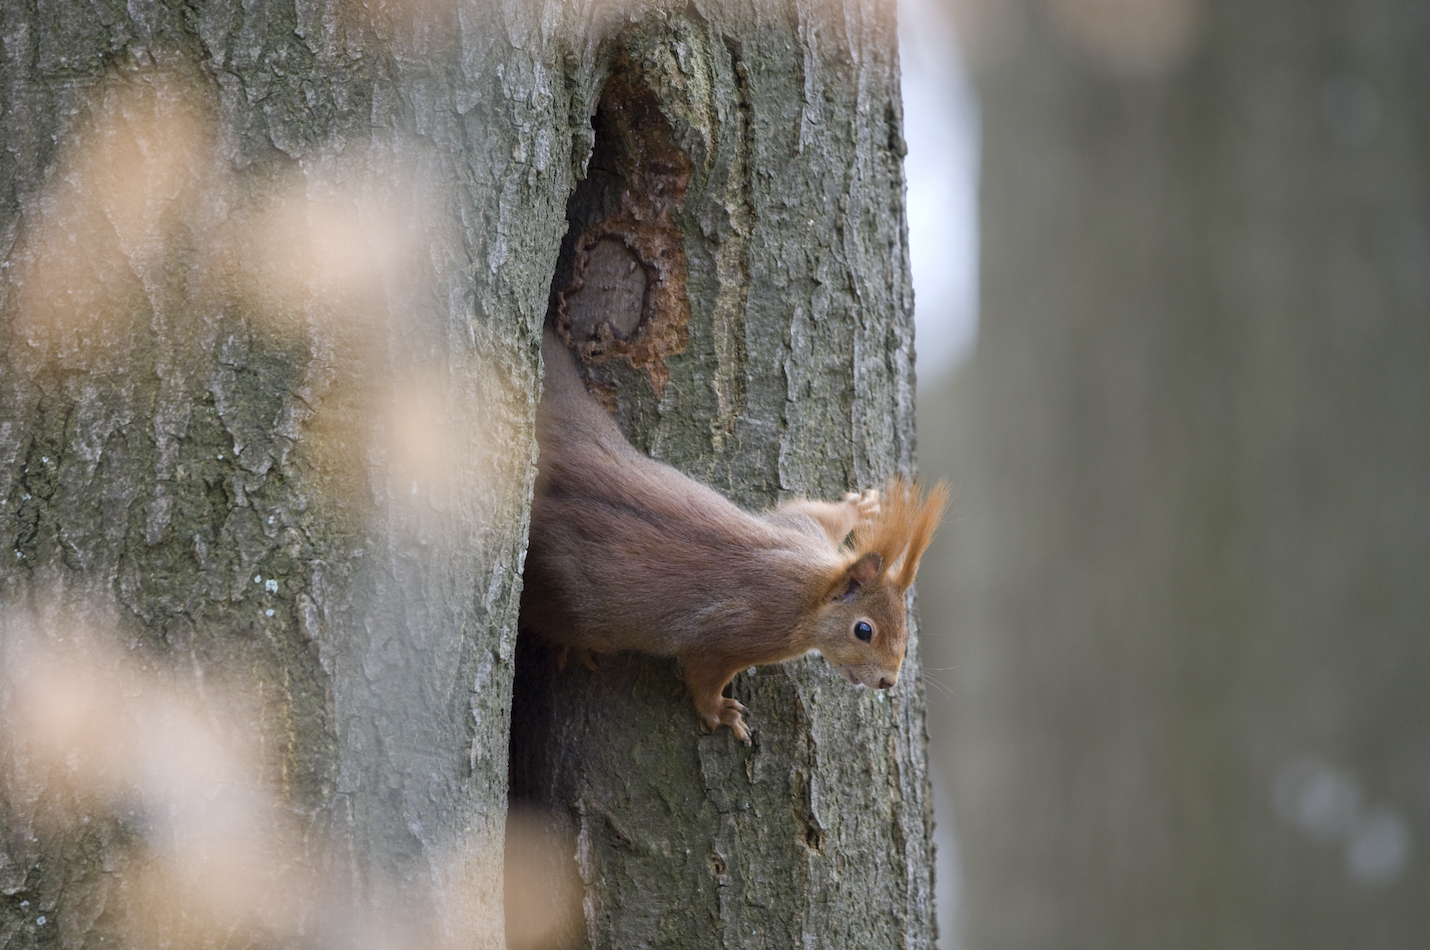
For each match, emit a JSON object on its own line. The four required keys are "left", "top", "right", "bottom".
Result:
{"left": 0, "top": 1, "right": 932, "bottom": 948}
{"left": 919, "top": 0, "right": 1430, "bottom": 947}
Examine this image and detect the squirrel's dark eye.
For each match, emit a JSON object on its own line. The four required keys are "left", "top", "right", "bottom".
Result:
{"left": 854, "top": 621, "right": 873, "bottom": 642}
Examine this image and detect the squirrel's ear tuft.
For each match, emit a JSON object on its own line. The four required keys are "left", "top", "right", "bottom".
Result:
{"left": 853, "top": 477, "right": 950, "bottom": 592}
{"left": 833, "top": 552, "right": 883, "bottom": 601}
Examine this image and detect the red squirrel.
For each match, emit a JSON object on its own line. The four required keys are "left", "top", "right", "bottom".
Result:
{"left": 520, "top": 329, "right": 948, "bottom": 742}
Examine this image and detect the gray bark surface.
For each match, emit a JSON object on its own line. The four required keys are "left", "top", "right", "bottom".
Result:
{"left": 0, "top": 1, "right": 932, "bottom": 948}
{"left": 919, "top": 0, "right": 1430, "bottom": 947}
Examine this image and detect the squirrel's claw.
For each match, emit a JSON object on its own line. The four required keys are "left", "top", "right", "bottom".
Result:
{"left": 842, "top": 488, "right": 880, "bottom": 525}
{"left": 703, "top": 697, "right": 752, "bottom": 744}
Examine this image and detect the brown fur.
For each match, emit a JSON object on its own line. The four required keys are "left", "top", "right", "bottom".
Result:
{"left": 520, "top": 330, "right": 949, "bottom": 742}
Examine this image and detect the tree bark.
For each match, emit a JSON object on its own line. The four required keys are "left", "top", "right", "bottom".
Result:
{"left": 0, "top": 1, "right": 932, "bottom": 948}
{"left": 923, "top": 0, "right": 1430, "bottom": 947}
{"left": 0, "top": 0, "right": 570, "bottom": 944}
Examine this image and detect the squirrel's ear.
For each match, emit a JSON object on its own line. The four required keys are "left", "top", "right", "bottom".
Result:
{"left": 850, "top": 552, "right": 882, "bottom": 585}
{"left": 835, "top": 552, "right": 883, "bottom": 601}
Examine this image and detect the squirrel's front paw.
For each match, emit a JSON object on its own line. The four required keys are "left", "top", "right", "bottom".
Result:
{"left": 842, "top": 488, "right": 880, "bottom": 525}
{"left": 702, "top": 697, "right": 752, "bottom": 744}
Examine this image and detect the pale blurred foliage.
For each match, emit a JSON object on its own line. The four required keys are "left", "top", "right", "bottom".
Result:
{"left": 0, "top": 603, "right": 584, "bottom": 948}
{"left": 0, "top": 606, "right": 316, "bottom": 944}
{"left": 8, "top": 72, "right": 214, "bottom": 360}
{"left": 226, "top": 161, "right": 521, "bottom": 516}
{"left": 1, "top": 61, "right": 559, "bottom": 946}
{"left": 237, "top": 180, "right": 412, "bottom": 333}
{"left": 943, "top": 0, "right": 1200, "bottom": 74}
{"left": 422, "top": 810, "right": 584, "bottom": 950}
{"left": 6, "top": 62, "right": 516, "bottom": 516}
{"left": 503, "top": 807, "right": 587, "bottom": 950}
{"left": 234, "top": 176, "right": 509, "bottom": 513}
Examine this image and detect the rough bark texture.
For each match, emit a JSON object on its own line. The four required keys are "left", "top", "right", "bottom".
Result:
{"left": 0, "top": 0, "right": 931, "bottom": 948}
{"left": 919, "top": 0, "right": 1430, "bottom": 947}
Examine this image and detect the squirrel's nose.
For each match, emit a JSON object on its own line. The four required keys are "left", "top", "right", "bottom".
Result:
{"left": 877, "top": 676, "right": 894, "bottom": 689}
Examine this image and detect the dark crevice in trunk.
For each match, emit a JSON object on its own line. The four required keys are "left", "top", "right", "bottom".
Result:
{"left": 507, "top": 52, "right": 697, "bottom": 950}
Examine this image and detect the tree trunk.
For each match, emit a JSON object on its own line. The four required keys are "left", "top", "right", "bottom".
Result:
{"left": 509, "top": 7, "right": 934, "bottom": 949}
{"left": 0, "top": 1, "right": 933, "bottom": 948}
{"left": 924, "top": 0, "right": 1430, "bottom": 947}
